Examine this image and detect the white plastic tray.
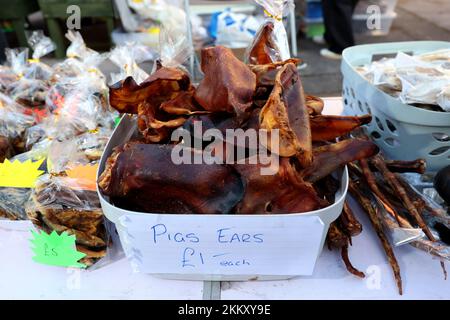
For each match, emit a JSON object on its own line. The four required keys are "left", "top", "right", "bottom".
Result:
{"left": 96, "top": 115, "right": 348, "bottom": 281}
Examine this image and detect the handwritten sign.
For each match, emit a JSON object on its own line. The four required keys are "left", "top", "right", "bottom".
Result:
{"left": 30, "top": 230, "right": 86, "bottom": 268}
{"left": 118, "top": 214, "right": 326, "bottom": 276}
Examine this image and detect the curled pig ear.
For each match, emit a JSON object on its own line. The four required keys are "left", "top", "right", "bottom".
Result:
{"left": 194, "top": 46, "right": 256, "bottom": 121}
{"left": 259, "top": 63, "right": 312, "bottom": 167}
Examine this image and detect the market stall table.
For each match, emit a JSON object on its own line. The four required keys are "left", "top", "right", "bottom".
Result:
{"left": 0, "top": 98, "right": 449, "bottom": 300}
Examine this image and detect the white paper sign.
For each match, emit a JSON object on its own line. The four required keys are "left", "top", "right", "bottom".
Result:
{"left": 118, "top": 214, "right": 326, "bottom": 276}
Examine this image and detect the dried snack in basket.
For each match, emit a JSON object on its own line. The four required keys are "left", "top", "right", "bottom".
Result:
{"left": 98, "top": 142, "right": 245, "bottom": 214}
{"left": 26, "top": 175, "right": 108, "bottom": 266}
{"left": 194, "top": 46, "right": 256, "bottom": 120}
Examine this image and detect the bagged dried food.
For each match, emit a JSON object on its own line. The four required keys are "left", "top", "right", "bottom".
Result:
{"left": 109, "top": 44, "right": 150, "bottom": 85}
{"left": 46, "top": 129, "right": 111, "bottom": 175}
{"left": 51, "top": 31, "right": 107, "bottom": 86}
{"left": 26, "top": 174, "right": 114, "bottom": 267}
{"left": 0, "top": 154, "right": 45, "bottom": 220}
{"left": 245, "top": 0, "right": 292, "bottom": 64}
{"left": 0, "top": 93, "right": 36, "bottom": 154}
{"left": 359, "top": 50, "right": 450, "bottom": 111}
{"left": 24, "top": 30, "right": 56, "bottom": 81}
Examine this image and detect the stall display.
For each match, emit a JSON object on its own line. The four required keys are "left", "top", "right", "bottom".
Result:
{"left": 0, "top": 0, "right": 449, "bottom": 300}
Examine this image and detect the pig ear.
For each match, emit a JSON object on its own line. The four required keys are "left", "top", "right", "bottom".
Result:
{"left": 194, "top": 46, "right": 256, "bottom": 122}
{"left": 246, "top": 22, "right": 281, "bottom": 65}
{"left": 99, "top": 143, "right": 245, "bottom": 214}
{"left": 303, "top": 139, "right": 379, "bottom": 183}
{"left": 310, "top": 114, "right": 372, "bottom": 141}
{"left": 109, "top": 67, "right": 191, "bottom": 114}
{"left": 259, "top": 63, "right": 313, "bottom": 168}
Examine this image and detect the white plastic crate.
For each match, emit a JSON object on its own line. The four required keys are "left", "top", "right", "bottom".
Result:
{"left": 341, "top": 41, "right": 450, "bottom": 172}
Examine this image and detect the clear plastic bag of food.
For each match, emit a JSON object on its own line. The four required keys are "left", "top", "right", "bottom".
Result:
{"left": 245, "top": 0, "right": 292, "bottom": 64}
{"left": 0, "top": 93, "right": 36, "bottom": 154}
{"left": 46, "top": 128, "right": 111, "bottom": 175}
{"left": 0, "top": 65, "right": 19, "bottom": 93}
{"left": 24, "top": 30, "right": 56, "bottom": 81}
{"left": 26, "top": 174, "right": 123, "bottom": 268}
{"left": 0, "top": 152, "right": 46, "bottom": 220}
{"left": 109, "top": 44, "right": 150, "bottom": 85}
{"left": 51, "top": 31, "right": 107, "bottom": 84}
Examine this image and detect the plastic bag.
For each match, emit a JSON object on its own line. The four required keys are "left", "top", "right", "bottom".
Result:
{"left": 46, "top": 128, "right": 111, "bottom": 174}
{"left": 5, "top": 48, "right": 29, "bottom": 79}
{"left": 212, "top": 9, "right": 261, "bottom": 48}
{"left": 24, "top": 30, "right": 56, "bottom": 81}
{"left": 0, "top": 149, "right": 46, "bottom": 220}
{"left": 0, "top": 93, "right": 36, "bottom": 154}
{"left": 26, "top": 174, "right": 121, "bottom": 267}
{"left": 109, "top": 44, "right": 150, "bottom": 85}
{"left": 245, "top": 0, "right": 293, "bottom": 64}
{"left": 51, "top": 31, "right": 107, "bottom": 84}
{"left": 158, "top": 25, "right": 194, "bottom": 70}
{"left": 128, "top": 0, "right": 187, "bottom": 34}
{"left": 359, "top": 50, "right": 450, "bottom": 111}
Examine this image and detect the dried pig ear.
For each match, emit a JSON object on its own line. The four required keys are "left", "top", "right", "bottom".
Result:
{"left": 138, "top": 86, "right": 207, "bottom": 143}
{"left": 194, "top": 46, "right": 256, "bottom": 120}
{"left": 137, "top": 101, "right": 188, "bottom": 143}
{"left": 109, "top": 67, "right": 191, "bottom": 114}
{"left": 305, "top": 95, "right": 325, "bottom": 115}
{"left": 247, "top": 22, "right": 282, "bottom": 65}
{"left": 259, "top": 63, "right": 312, "bottom": 167}
{"left": 235, "top": 158, "right": 326, "bottom": 214}
{"left": 98, "top": 143, "right": 244, "bottom": 214}
{"left": 310, "top": 114, "right": 372, "bottom": 141}
{"left": 303, "top": 139, "right": 379, "bottom": 183}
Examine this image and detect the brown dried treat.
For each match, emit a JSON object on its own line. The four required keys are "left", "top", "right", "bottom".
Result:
{"left": 304, "top": 139, "right": 379, "bottom": 183}
{"left": 109, "top": 66, "right": 191, "bottom": 114}
{"left": 235, "top": 157, "right": 326, "bottom": 214}
{"left": 305, "top": 95, "right": 324, "bottom": 116}
{"left": 310, "top": 115, "right": 372, "bottom": 141}
{"left": 159, "top": 88, "right": 206, "bottom": 116}
{"left": 349, "top": 181, "right": 403, "bottom": 295}
{"left": 384, "top": 159, "right": 426, "bottom": 174}
{"left": 0, "top": 188, "right": 31, "bottom": 220}
{"left": 359, "top": 159, "right": 404, "bottom": 227}
{"left": 259, "top": 63, "right": 312, "bottom": 167}
{"left": 247, "top": 22, "right": 282, "bottom": 65}
{"left": 98, "top": 143, "right": 244, "bottom": 214}
{"left": 340, "top": 200, "right": 363, "bottom": 237}
{"left": 26, "top": 175, "right": 107, "bottom": 264}
{"left": 326, "top": 221, "right": 348, "bottom": 249}
{"left": 249, "top": 58, "right": 302, "bottom": 87}
{"left": 137, "top": 101, "right": 188, "bottom": 143}
{"left": 371, "top": 155, "right": 435, "bottom": 241}
{"left": 195, "top": 46, "right": 256, "bottom": 120}
{"left": 341, "top": 244, "right": 365, "bottom": 278}
{"left": 0, "top": 135, "right": 14, "bottom": 162}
